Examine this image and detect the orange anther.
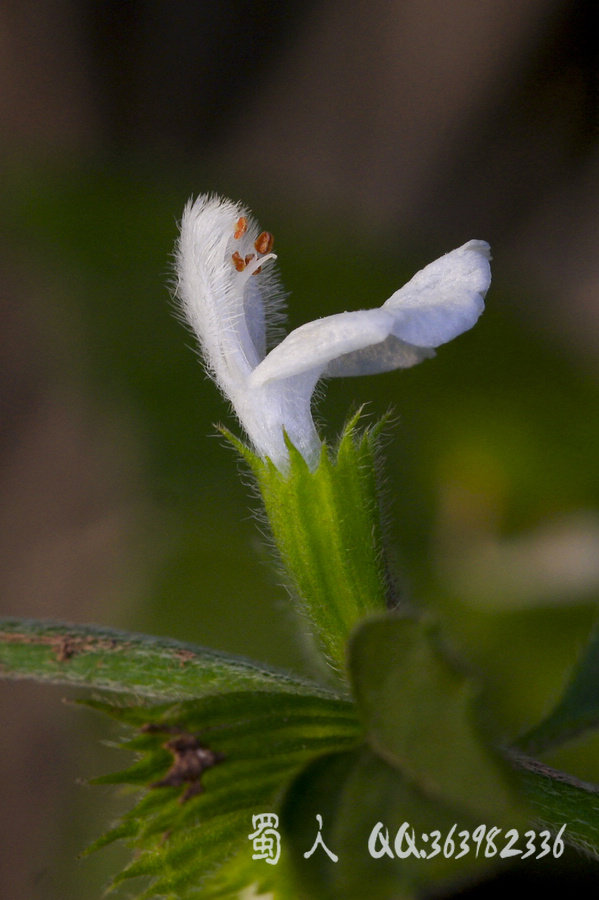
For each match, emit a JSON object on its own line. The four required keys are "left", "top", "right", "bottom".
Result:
{"left": 254, "top": 231, "right": 274, "bottom": 255}
{"left": 231, "top": 251, "right": 246, "bottom": 271}
{"left": 234, "top": 217, "right": 247, "bottom": 240}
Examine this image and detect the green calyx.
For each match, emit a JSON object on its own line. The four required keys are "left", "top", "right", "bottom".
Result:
{"left": 224, "top": 414, "right": 392, "bottom": 675}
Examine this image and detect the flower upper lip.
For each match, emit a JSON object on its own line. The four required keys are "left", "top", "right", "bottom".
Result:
{"left": 176, "top": 194, "right": 491, "bottom": 471}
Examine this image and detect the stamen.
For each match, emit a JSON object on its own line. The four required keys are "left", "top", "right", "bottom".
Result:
{"left": 234, "top": 217, "right": 247, "bottom": 240}
{"left": 231, "top": 251, "right": 246, "bottom": 271}
{"left": 244, "top": 253, "right": 263, "bottom": 274}
{"left": 255, "top": 231, "right": 274, "bottom": 254}
{"left": 244, "top": 252, "right": 277, "bottom": 278}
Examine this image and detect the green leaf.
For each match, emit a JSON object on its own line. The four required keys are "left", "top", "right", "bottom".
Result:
{"left": 192, "top": 843, "right": 298, "bottom": 900}
{"left": 281, "top": 746, "right": 497, "bottom": 900}
{"left": 349, "top": 614, "right": 517, "bottom": 820}
{"left": 515, "top": 754, "right": 599, "bottom": 856}
{"left": 226, "top": 414, "right": 391, "bottom": 674}
{"left": 87, "top": 691, "right": 360, "bottom": 898}
{"left": 0, "top": 617, "right": 334, "bottom": 700}
{"left": 517, "top": 621, "right": 599, "bottom": 754}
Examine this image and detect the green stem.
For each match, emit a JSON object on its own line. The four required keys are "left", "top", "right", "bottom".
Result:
{"left": 515, "top": 753, "right": 599, "bottom": 853}
{"left": 0, "top": 617, "right": 336, "bottom": 700}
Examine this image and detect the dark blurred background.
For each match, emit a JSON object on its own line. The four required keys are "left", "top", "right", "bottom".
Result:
{"left": 1, "top": 1, "right": 599, "bottom": 897}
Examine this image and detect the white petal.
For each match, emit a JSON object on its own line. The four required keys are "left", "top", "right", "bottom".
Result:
{"left": 325, "top": 334, "right": 434, "bottom": 376}
{"left": 249, "top": 308, "right": 395, "bottom": 388}
{"left": 250, "top": 240, "right": 489, "bottom": 389}
{"left": 175, "top": 194, "right": 284, "bottom": 396}
{"left": 234, "top": 375, "right": 322, "bottom": 470}
{"left": 383, "top": 240, "right": 490, "bottom": 347}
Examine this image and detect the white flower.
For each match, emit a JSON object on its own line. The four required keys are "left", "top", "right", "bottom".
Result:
{"left": 176, "top": 194, "right": 491, "bottom": 471}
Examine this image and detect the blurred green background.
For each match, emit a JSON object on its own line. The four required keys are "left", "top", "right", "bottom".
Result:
{"left": 1, "top": 2, "right": 599, "bottom": 897}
